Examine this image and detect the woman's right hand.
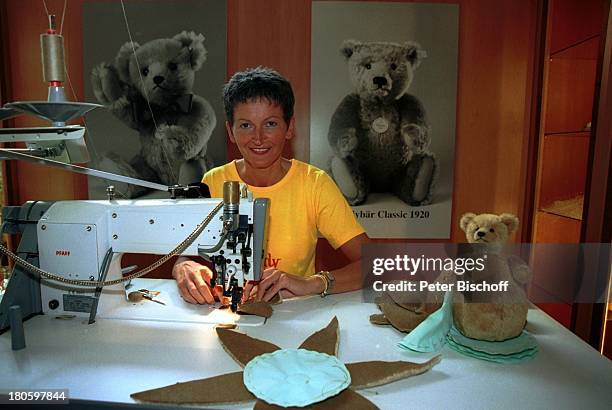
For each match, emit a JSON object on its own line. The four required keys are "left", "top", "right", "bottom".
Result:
{"left": 172, "top": 258, "right": 217, "bottom": 304}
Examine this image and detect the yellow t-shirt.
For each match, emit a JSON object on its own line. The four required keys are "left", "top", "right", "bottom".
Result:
{"left": 202, "top": 159, "right": 364, "bottom": 277}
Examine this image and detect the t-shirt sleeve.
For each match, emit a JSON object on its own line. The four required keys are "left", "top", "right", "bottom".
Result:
{"left": 202, "top": 167, "right": 225, "bottom": 198}
{"left": 314, "top": 171, "right": 365, "bottom": 249}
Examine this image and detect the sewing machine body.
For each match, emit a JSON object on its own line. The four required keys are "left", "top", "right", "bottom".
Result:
{"left": 0, "top": 197, "right": 268, "bottom": 325}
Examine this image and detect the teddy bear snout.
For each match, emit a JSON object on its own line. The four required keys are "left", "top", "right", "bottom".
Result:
{"left": 153, "top": 75, "right": 165, "bottom": 86}
{"left": 477, "top": 231, "right": 486, "bottom": 238}
{"left": 373, "top": 76, "right": 388, "bottom": 88}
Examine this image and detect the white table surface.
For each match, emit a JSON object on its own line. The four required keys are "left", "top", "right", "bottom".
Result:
{"left": 1, "top": 290, "right": 611, "bottom": 410}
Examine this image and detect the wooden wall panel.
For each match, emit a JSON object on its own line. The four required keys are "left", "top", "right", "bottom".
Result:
{"left": 538, "top": 133, "right": 590, "bottom": 209}
{"left": 545, "top": 52, "right": 598, "bottom": 134}
{"left": 227, "top": 0, "right": 311, "bottom": 161}
{"left": 550, "top": 0, "right": 606, "bottom": 54}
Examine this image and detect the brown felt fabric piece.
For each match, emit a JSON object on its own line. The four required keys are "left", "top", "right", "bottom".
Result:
{"left": 346, "top": 356, "right": 442, "bottom": 389}
{"left": 132, "top": 318, "right": 440, "bottom": 407}
{"left": 386, "top": 290, "right": 441, "bottom": 314}
{"left": 238, "top": 300, "right": 273, "bottom": 318}
{"left": 252, "top": 388, "right": 377, "bottom": 410}
{"left": 299, "top": 317, "right": 339, "bottom": 356}
{"left": 315, "top": 388, "right": 379, "bottom": 410}
{"left": 131, "top": 371, "right": 254, "bottom": 404}
{"left": 375, "top": 293, "right": 429, "bottom": 332}
{"left": 369, "top": 313, "right": 391, "bottom": 325}
{"left": 269, "top": 292, "right": 282, "bottom": 305}
{"left": 216, "top": 328, "right": 280, "bottom": 367}
{"left": 253, "top": 400, "right": 301, "bottom": 409}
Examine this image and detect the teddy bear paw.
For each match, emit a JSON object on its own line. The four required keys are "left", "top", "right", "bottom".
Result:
{"left": 155, "top": 125, "right": 183, "bottom": 155}
{"left": 91, "top": 63, "right": 124, "bottom": 105}
{"left": 401, "top": 123, "right": 429, "bottom": 153}
{"left": 330, "top": 156, "right": 366, "bottom": 205}
{"left": 337, "top": 128, "right": 359, "bottom": 157}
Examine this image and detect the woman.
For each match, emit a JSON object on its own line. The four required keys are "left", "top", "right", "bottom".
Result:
{"left": 173, "top": 67, "right": 368, "bottom": 303}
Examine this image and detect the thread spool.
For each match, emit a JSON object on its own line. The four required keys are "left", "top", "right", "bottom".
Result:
{"left": 223, "top": 181, "right": 240, "bottom": 231}
{"left": 41, "top": 33, "right": 65, "bottom": 83}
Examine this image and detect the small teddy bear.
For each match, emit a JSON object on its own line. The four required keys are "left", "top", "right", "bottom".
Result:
{"left": 91, "top": 31, "right": 216, "bottom": 196}
{"left": 328, "top": 39, "right": 437, "bottom": 206}
{"left": 451, "top": 212, "right": 532, "bottom": 341}
{"left": 370, "top": 212, "right": 532, "bottom": 342}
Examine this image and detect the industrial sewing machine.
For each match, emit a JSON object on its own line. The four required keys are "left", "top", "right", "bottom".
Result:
{"left": 0, "top": 15, "right": 269, "bottom": 334}
{"left": 0, "top": 187, "right": 268, "bottom": 332}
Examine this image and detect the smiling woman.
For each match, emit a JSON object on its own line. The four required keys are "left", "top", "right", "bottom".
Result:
{"left": 226, "top": 99, "right": 295, "bottom": 187}
{"left": 172, "top": 67, "right": 369, "bottom": 306}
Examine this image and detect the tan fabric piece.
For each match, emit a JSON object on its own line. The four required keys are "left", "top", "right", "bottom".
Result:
{"left": 346, "top": 356, "right": 441, "bottom": 389}
{"left": 216, "top": 328, "right": 280, "bottom": 367}
{"left": 269, "top": 293, "right": 282, "bottom": 305}
{"left": 376, "top": 293, "right": 429, "bottom": 332}
{"left": 369, "top": 313, "right": 391, "bottom": 325}
{"left": 386, "top": 289, "right": 441, "bottom": 314}
{"left": 238, "top": 300, "right": 273, "bottom": 318}
{"left": 252, "top": 388, "right": 378, "bottom": 409}
{"left": 253, "top": 399, "right": 300, "bottom": 409}
{"left": 133, "top": 316, "right": 441, "bottom": 407}
{"left": 316, "top": 388, "right": 379, "bottom": 410}
{"left": 131, "top": 371, "right": 254, "bottom": 404}
{"left": 298, "top": 317, "right": 339, "bottom": 356}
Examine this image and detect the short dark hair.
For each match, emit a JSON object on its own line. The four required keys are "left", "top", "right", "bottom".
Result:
{"left": 223, "top": 67, "right": 295, "bottom": 124}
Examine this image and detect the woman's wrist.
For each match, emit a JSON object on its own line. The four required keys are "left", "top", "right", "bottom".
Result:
{"left": 310, "top": 274, "right": 327, "bottom": 295}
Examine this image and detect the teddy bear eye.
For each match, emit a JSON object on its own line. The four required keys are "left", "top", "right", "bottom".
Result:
{"left": 141, "top": 67, "right": 149, "bottom": 76}
{"left": 390, "top": 63, "right": 398, "bottom": 70}
{"left": 489, "top": 228, "right": 495, "bottom": 233}
{"left": 168, "top": 62, "right": 178, "bottom": 71}
{"left": 364, "top": 63, "right": 372, "bottom": 70}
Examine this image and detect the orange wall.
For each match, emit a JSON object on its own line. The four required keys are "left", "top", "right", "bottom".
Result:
{"left": 1, "top": 0, "right": 541, "bottom": 242}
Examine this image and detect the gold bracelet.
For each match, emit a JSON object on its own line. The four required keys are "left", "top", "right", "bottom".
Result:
{"left": 316, "top": 270, "right": 334, "bottom": 297}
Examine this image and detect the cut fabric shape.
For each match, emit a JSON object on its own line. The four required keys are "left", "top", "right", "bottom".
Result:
{"left": 131, "top": 316, "right": 441, "bottom": 408}
{"left": 238, "top": 300, "right": 273, "bottom": 318}
{"left": 398, "top": 290, "right": 453, "bottom": 353}
{"left": 370, "top": 293, "right": 431, "bottom": 332}
{"left": 446, "top": 326, "right": 538, "bottom": 363}
{"left": 237, "top": 293, "right": 282, "bottom": 318}
{"left": 243, "top": 348, "right": 351, "bottom": 407}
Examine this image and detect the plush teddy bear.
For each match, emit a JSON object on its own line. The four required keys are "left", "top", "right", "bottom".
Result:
{"left": 450, "top": 212, "right": 532, "bottom": 341}
{"left": 91, "top": 31, "right": 216, "bottom": 196}
{"left": 328, "top": 40, "right": 437, "bottom": 206}
{"left": 371, "top": 212, "right": 532, "bottom": 342}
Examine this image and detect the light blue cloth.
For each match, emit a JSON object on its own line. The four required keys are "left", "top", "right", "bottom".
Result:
{"left": 398, "top": 291, "right": 453, "bottom": 353}
{"left": 398, "top": 291, "right": 539, "bottom": 363}
{"left": 243, "top": 348, "right": 351, "bottom": 407}
{"left": 446, "top": 326, "right": 538, "bottom": 363}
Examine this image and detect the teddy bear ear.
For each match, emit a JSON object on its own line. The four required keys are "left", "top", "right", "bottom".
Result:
{"left": 404, "top": 41, "right": 427, "bottom": 69}
{"left": 114, "top": 41, "right": 139, "bottom": 83}
{"left": 340, "top": 39, "right": 359, "bottom": 59}
{"left": 500, "top": 213, "right": 519, "bottom": 234}
{"left": 173, "top": 31, "right": 207, "bottom": 70}
{"left": 459, "top": 213, "right": 476, "bottom": 232}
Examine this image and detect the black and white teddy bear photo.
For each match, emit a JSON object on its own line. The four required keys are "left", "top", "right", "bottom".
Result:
{"left": 328, "top": 39, "right": 438, "bottom": 206}
{"left": 91, "top": 31, "right": 216, "bottom": 197}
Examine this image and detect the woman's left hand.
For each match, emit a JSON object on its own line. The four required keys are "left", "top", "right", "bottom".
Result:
{"left": 242, "top": 268, "right": 326, "bottom": 303}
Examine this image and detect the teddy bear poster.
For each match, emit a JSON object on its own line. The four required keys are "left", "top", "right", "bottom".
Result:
{"left": 311, "top": 2, "right": 459, "bottom": 239}
{"left": 82, "top": 0, "right": 227, "bottom": 199}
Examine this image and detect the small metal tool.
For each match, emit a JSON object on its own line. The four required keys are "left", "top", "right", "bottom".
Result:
{"left": 128, "top": 290, "right": 165, "bottom": 305}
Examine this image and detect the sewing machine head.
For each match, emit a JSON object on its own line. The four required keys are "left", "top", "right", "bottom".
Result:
{"left": 35, "top": 182, "right": 268, "bottom": 318}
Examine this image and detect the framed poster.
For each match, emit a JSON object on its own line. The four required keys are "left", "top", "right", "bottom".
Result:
{"left": 82, "top": 0, "right": 227, "bottom": 199}
{"left": 310, "top": 1, "right": 459, "bottom": 238}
